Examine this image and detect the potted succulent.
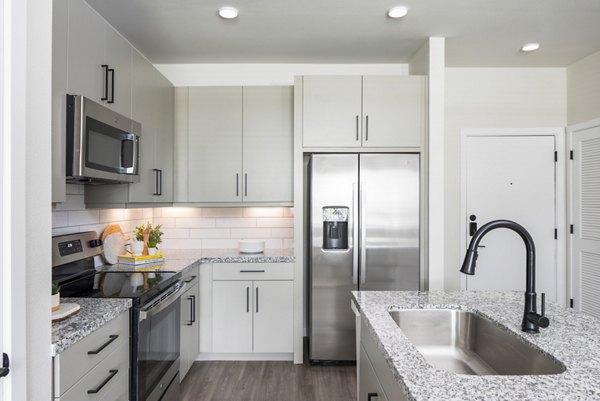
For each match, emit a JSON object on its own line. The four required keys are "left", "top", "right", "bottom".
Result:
{"left": 52, "top": 282, "right": 60, "bottom": 312}
{"left": 135, "top": 222, "right": 163, "bottom": 255}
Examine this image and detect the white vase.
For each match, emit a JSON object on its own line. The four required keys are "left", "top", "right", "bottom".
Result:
{"left": 52, "top": 292, "right": 60, "bottom": 313}
{"left": 148, "top": 247, "right": 157, "bottom": 256}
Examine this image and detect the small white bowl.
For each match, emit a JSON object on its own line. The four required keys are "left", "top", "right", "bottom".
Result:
{"left": 238, "top": 240, "right": 265, "bottom": 254}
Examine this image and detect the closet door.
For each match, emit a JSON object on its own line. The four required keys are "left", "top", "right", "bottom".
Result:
{"left": 570, "top": 124, "right": 600, "bottom": 318}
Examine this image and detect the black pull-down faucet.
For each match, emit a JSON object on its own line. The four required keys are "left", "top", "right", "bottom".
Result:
{"left": 460, "top": 219, "right": 550, "bottom": 333}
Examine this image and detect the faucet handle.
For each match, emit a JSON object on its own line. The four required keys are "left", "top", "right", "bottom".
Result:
{"left": 538, "top": 293, "right": 550, "bottom": 329}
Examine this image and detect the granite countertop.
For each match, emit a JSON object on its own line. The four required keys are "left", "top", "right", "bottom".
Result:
{"left": 100, "top": 248, "right": 295, "bottom": 274}
{"left": 51, "top": 297, "right": 131, "bottom": 356}
{"left": 352, "top": 290, "right": 600, "bottom": 401}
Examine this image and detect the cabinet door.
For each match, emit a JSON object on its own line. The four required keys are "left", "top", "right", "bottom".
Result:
{"left": 188, "top": 87, "right": 243, "bottom": 202}
{"left": 129, "top": 49, "right": 158, "bottom": 203}
{"left": 67, "top": 0, "right": 106, "bottom": 103}
{"left": 362, "top": 76, "right": 425, "bottom": 148}
{"left": 242, "top": 86, "right": 293, "bottom": 202}
{"left": 180, "top": 282, "right": 199, "bottom": 380}
{"left": 154, "top": 74, "right": 174, "bottom": 203}
{"left": 303, "top": 76, "right": 362, "bottom": 148}
{"left": 253, "top": 281, "right": 293, "bottom": 353}
{"left": 212, "top": 281, "right": 253, "bottom": 353}
{"left": 359, "top": 345, "right": 388, "bottom": 401}
{"left": 104, "top": 26, "right": 132, "bottom": 118}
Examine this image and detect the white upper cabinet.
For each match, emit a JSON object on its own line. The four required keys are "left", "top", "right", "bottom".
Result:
{"left": 302, "top": 75, "right": 426, "bottom": 148}
{"left": 242, "top": 86, "right": 293, "bottom": 203}
{"left": 104, "top": 27, "right": 132, "bottom": 117}
{"left": 188, "top": 87, "right": 243, "bottom": 203}
{"left": 67, "top": 0, "right": 105, "bottom": 103}
{"left": 184, "top": 86, "right": 293, "bottom": 204}
{"left": 67, "top": 0, "right": 131, "bottom": 116}
{"left": 303, "top": 76, "right": 363, "bottom": 148}
{"left": 362, "top": 76, "right": 425, "bottom": 148}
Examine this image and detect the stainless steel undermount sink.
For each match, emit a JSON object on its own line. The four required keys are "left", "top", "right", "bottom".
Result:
{"left": 389, "top": 309, "right": 566, "bottom": 376}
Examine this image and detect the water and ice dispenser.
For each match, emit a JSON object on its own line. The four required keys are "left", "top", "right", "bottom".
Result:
{"left": 322, "top": 206, "right": 349, "bottom": 250}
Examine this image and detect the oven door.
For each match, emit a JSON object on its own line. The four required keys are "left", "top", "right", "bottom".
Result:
{"left": 133, "top": 281, "right": 185, "bottom": 401}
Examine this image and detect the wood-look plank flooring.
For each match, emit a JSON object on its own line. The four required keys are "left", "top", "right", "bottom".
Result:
{"left": 181, "top": 361, "right": 356, "bottom": 401}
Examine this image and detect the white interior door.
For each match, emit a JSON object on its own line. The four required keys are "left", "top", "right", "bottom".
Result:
{"left": 570, "top": 123, "right": 600, "bottom": 317}
{"left": 463, "top": 135, "right": 558, "bottom": 301}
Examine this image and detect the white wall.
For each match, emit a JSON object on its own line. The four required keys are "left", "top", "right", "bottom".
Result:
{"left": 155, "top": 64, "right": 409, "bottom": 86}
{"left": 444, "top": 68, "right": 567, "bottom": 290}
{"left": 567, "top": 50, "right": 600, "bottom": 125}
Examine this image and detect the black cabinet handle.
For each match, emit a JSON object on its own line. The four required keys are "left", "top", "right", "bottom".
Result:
{"left": 0, "top": 353, "right": 9, "bottom": 378}
{"left": 236, "top": 174, "right": 239, "bottom": 197}
{"left": 246, "top": 287, "right": 250, "bottom": 313}
{"left": 367, "top": 393, "right": 378, "bottom": 401}
{"left": 187, "top": 296, "right": 194, "bottom": 326}
{"left": 88, "top": 335, "right": 119, "bottom": 355}
{"left": 184, "top": 275, "right": 197, "bottom": 283}
{"left": 355, "top": 115, "right": 359, "bottom": 141}
{"left": 365, "top": 115, "right": 369, "bottom": 141}
{"left": 101, "top": 65, "right": 109, "bottom": 101}
{"left": 256, "top": 287, "right": 259, "bottom": 313}
{"left": 153, "top": 169, "right": 160, "bottom": 195}
{"left": 239, "top": 270, "right": 265, "bottom": 273}
{"left": 159, "top": 169, "right": 163, "bottom": 195}
{"left": 244, "top": 173, "right": 248, "bottom": 197}
{"left": 87, "top": 369, "right": 118, "bottom": 394}
{"left": 108, "top": 68, "right": 115, "bottom": 103}
{"left": 191, "top": 295, "right": 196, "bottom": 323}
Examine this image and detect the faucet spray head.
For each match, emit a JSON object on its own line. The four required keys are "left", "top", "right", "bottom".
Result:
{"left": 460, "top": 249, "right": 478, "bottom": 275}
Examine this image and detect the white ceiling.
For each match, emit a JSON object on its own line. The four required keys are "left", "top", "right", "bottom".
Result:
{"left": 85, "top": 0, "right": 600, "bottom": 67}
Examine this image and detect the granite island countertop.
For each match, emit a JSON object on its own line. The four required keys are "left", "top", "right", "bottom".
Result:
{"left": 51, "top": 297, "right": 131, "bottom": 356}
{"left": 352, "top": 290, "right": 600, "bottom": 401}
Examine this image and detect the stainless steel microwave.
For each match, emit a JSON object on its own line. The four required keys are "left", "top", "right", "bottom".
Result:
{"left": 66, "top": 94, "right": 140, "bottom": 184}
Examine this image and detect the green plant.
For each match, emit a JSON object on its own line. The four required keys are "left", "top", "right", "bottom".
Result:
{"left": 134, "top": 222, "right": 163, "bottom": 248}
{"left": 52, "top": 282, "right": 60, "bottom": 295}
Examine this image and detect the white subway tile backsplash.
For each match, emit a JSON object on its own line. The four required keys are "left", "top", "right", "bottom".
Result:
{"left": 160, "top": 207, "right": 203, "bottom": 218}
{"left": 202, "top": 208, "right": 244, "bottom": 218}
{"left": 283, "top": 207, "right": 294, "bottom": 217}
{"left": 201, "top": 239, "right": 239, "bottom": 249}
{"left": 189, "top": 228, "right": 231, "bottom": 239}
{"left": 162, "top": 228, "right": 190, "bottom": 239}
{"left": 271, "top": 228, "right": 294, "bottom": 238}
{"left": 153, "top": 217, "right": 176, "bottom": 228}
{"left": 215, "top": 218, "right": 257, "bottom": 228}
{"left": 264, "top": 239, "right": 284, "bottom": 249}
{"left": 230, "top": 228, "right": 272, "bottom": 239}
{"left": 176, "top": 218, "right": 216, "bottom": 228}
{"left": 256, "top": 217, "right": 293, "bottom": 228}
{"left": 283, "top": 238, "right": 294, "bottom": 248}
{"left": 78, "top": 224, "right": 106, "bottom": 236}
{"left": 52, "top": 210, "right": 69, "bottom": 228}
{"left": 68, "top": 209, "right": 100, "bottom": 226}
{"left": 99, "top": 209, "right": 126, "bottom": 223}
{"left": 52, "top": 226, "right": 79, "bottom": 236}
{"left": 243, "top": 207, "right": 283, "bottom": 218}
{"left": 160, "top": 238, "right": 203, "bottom": 250}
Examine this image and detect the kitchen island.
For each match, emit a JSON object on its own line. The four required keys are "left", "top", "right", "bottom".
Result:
{"left": 352, "top": 291, "right": 600, "bottom": 401}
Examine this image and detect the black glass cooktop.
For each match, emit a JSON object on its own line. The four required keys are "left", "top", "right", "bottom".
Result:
{"left": 56, "top": 265, "right": 181, "bottom": 306}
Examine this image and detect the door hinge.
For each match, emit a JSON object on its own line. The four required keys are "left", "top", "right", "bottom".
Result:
{"left": 570, "top": 150, "right": 574, "bottom": 160}
{"left": 570, "top": 298, "right": 574, "bottom": 308}
{"left": 554, "top": 228, "right": 557, "bottom": 239}
{"left": 570, "top": 224, "right": 574, "bottom": 234}
{"left": 554, "top": 151, "right": 558, "bottom": 162}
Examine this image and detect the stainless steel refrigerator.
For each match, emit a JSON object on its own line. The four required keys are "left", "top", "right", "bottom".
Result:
{"left": 309, "top": 153, "right": 420, "bottom": 362}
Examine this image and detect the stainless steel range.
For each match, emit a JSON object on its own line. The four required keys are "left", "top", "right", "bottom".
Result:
{"left": 52, "top": 231, "right": 183, "bottom": 401}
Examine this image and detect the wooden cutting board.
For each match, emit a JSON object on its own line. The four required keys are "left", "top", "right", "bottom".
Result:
{"left": 102, "top": 224, "right": 127, "bottom": 264}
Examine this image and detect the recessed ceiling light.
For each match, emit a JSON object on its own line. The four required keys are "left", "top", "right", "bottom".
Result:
{"left": 521, "top": 43, "right": 540, "bottom": 52}
{"left": 218, "top": 6, "right": 238, "bottom": 19}
{"left": 388, "top": 6, "right": 408, "bottom": 19}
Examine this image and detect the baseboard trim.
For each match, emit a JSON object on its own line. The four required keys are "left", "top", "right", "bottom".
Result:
{"left": 196, "top": 352, "right": 294, "bottom": 361}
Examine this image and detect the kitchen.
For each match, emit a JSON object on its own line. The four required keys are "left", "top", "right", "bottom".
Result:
{"left": 2, "top": 0, "right": 600, "bottom": 400}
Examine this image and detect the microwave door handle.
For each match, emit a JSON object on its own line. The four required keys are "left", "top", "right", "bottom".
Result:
{"left": 120, "top": 133, "right": 138, "bottom": 174}
{"left": 138, "top": 281, "right": 186, "bottom": 322}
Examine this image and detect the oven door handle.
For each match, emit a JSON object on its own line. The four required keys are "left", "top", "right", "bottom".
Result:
{"left": 138, "top": 281, "right": 186, "bottom": 322}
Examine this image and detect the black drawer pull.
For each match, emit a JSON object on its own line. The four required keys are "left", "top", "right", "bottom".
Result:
{"left": 88, "top": 335, "right": 118, "bottom": 355}
{"left": 368, "top": 393, "right": 378, "bottom": 401}
{"left": 87, "top": 369, "right": 118, "bottom": 394}
{"left": 239, "top": 270, "right": 265, "bottom": 273}
{"left": 184, "top": 275, "right": 197, "bottom": 283}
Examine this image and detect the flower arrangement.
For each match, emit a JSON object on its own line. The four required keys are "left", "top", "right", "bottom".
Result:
{"left": 135, "top": 222, "right": 164, "bottom": 249}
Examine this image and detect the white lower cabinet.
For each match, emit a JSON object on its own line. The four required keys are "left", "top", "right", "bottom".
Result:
{"left": 180, "top": 274, "right": 199, "bottom": 381}
{"left": 53, "top": 311, "right": 129, "bottom": 401}
{"left": 206, "top": 263, "right": 294, "bottom": 357}
{"left": 359, "top": 344, "right": 389, "bottom": 401}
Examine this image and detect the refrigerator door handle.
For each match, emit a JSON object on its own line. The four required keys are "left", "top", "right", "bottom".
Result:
{"left": 352, "top": 182, "right": 359, "bottom": 285}
{"left": 360, "top": 183, "right": 367, "bottom": 285}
